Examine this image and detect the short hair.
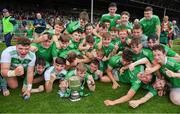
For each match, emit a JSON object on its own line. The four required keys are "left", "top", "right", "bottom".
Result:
{"left": 96, "top": 49, "right": 105, "bottom": 56}
{"left": 119, "top": 29, "right": 128, "bottom": 34}
{"left": 147, "top": 34, "right": 158, "bottom": 41}
{"left": 102, "top": 32, "right": 111, "bottom": 40}
{"left": 79, "top": 11, "right": 89, "bottom": 22}
{"left": 99, "top": 23, "right": 107, "bottom": 29}
{"left": 77, "top": 63, "right": 87, "bottom": 72}
{"left": 130, "top": 38, "right": 142, "bottom": 46}
{"left": 16, "top": 37, "right": 31, "bottom": 46}
{"left": 152, "top": 45, "right": 166, "bottom": 54}
{"left": 122, "top": 49, "right": 134, "bottom": 62}
{"left": 85, "top": 23, "right": 94, "bottom": 30}
{"left": 54, "top": 21, "right": 64, "bottom": 27}
{"left": 144, "top": 7, "right": 153, "bottom": 12}
{"left": 35, "top": 57, "right": 46, "bottom": 66}
{"left": 121, "top": 11, "right": 130, "bottom": 17}
{"left": 55, "top": 57, "right": 66, "bottom": 65}
{"left": 91, "top": 59, "right": 99, "bottom": 67}
{"left": 67, "top": 51, "right": 77, "bottom": 62}
{"left": 86, "top": 35, "right": 95, "bottom": 44}
{"left": 110, "top": 27, "right": 119, "bottom": 32}
{"left": 109, "top": 2, "right": 117, "bottom": 8}
{"left": 43, "top": 32, "right": 52, "bottom": 40}
{"left": 133, "top": 23, "right": 142, "bottom": 30}
{"left": 59, "top": 34, "right": 70, "bottom": 42}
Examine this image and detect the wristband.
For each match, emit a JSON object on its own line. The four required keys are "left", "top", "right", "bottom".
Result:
{"left": 27, "top": 84, "right": 32, "bottom": 91}
{"left": 7, "top": 70, "right": 16, "bottom": 77}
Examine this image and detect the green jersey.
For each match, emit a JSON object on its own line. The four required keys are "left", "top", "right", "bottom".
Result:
{"left": 116, "top": 22, "right": 133, "bottom": 31}
{"left": 140, "top": 15, "right": 160, "bottom": 37}
{"left": 31, "top": 42, "right": 57, "bottom": 63}
{"left": 160, "top": 57, "right": 180, "bottom": 88}
{"left": 161, "top": 44, "right": 177, "bottom": 57}
{"left": 86, "top": 64, "right": 100, "bottom": 80}
{"left": 69, "top": 39, "right": 81, "bottom": 50}
{"left": 100, "top": 14, "right": 121, "bottom": 29}
{"left": 25, "top": 29, "right": 34, "bottom": 39}
{"left": 108, "top": 55, "right": 123, "bottom": 69}
{"left": 66, "top": 21, "right": 84, "bottom": 34}
{"left": 132, "top": 48, "right": 154, "bottom": 63}
{"left": 117, "top": 38, "right": 130, "bottom": 51}
{"left": 120, "top": 65, "right": 157, "bottom": 95}
{"left": 111, "top": 37, "right": 119, "bottom": 45}
{"left": 102, "top": 43, "right": 115, "bottom": 57}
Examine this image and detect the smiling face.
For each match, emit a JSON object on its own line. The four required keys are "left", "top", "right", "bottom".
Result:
{"left": 121, "top": 14, "right": 129, "bottom": 25}
{"left": 85, "top": 26, "right": 93, "bottom": 35}
{"left": 41, "top": 39, "right": 52, "bottom": 49}
{"left": 54, "top": 63, "right": 65, "bottom": 72}
{"left": 103, "top": 37, "right": 111, "bottom": 47}
{"left": 80, "top": 19, "right": 87, "bottom": 28}
{"left": 132, "top": 28, "right": 142, "bottom": 39}
{"left": 54, "top": 24, "right": 64, "bottom": 35}
{"left": 108, "top": 6, "right": 117, "bottom": 16}
{"left": 153, "top": 79, "right": 166, "bottom": 90}
{"left": 110, "top": 30, "right": 118, "bottom": 39}
{"left": 144, "top": 11, "right": 152, "bottom": 20}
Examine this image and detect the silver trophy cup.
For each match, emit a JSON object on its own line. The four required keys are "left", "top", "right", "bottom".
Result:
{"left": 68, "top": 76, "right": 81, "bottom": 101}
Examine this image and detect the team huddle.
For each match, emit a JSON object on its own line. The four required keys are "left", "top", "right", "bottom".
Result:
{"left": 1, "top": 2, "right": 180, "bottom": 108}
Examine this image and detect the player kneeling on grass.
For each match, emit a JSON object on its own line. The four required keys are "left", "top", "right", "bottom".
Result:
{"left": 104, "top": 49, "right": 157, "bottom": 107}
{"left": 66, "top": 63, "right": 96, "bottom": 92}
{"left": 86, "top": 59, "right": 103, "bottom": 81}
{"left": 44, "top": 57, "right": 67, "bottom": 93}
{"left": 1, "top": 37, "right": 36, "bottom": 98}
{"left": 31, "top": 57, "right": 48, "bottom": 93}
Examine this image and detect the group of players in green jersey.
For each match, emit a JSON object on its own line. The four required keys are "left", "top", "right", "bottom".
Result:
{"left": 0, "top": 2, "right": 180, "bottom": 108}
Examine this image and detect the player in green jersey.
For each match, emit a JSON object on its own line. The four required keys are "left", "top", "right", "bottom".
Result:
{"left": 99, "top": 2, "right": 121, "bottom": 30}
{"left": 30, "top": 32, "right": 57, "bottom": 64}
{"left": 116, "top": 11, "right": 133, "bottom": 34}
{"left": 140, "top": 7, "right": 161, "bottom": 39}
{"left": 104, "top": 49, "right": 157, "bottom": 107}
{"left": 152, "top": 45, "right": 180, "bottom": 105}
{"left": 147, "top": 34, "right": 180, "bottom": 62}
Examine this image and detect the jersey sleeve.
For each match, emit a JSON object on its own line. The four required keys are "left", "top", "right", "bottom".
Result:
{"left": 1, "top": 48, "right": 11, "bottom": 63}
{"left": 28, "top": 53, "right": 36, "bottom": 67}
{"left": 155, "top": 16, "right": 160, "bottom": 26}
{"left": 44, "top": 67, "right": 53, "bottom": 81}
{"left": 108, "top": 56, "right": 122, "bottom": 69}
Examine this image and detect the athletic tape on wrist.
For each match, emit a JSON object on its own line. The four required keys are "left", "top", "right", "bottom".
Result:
{"left": 7, "top": 70, "right": 16, "bottom": 77}
{"left": 27, "top": 84, "right": 32, "bottom": 91}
